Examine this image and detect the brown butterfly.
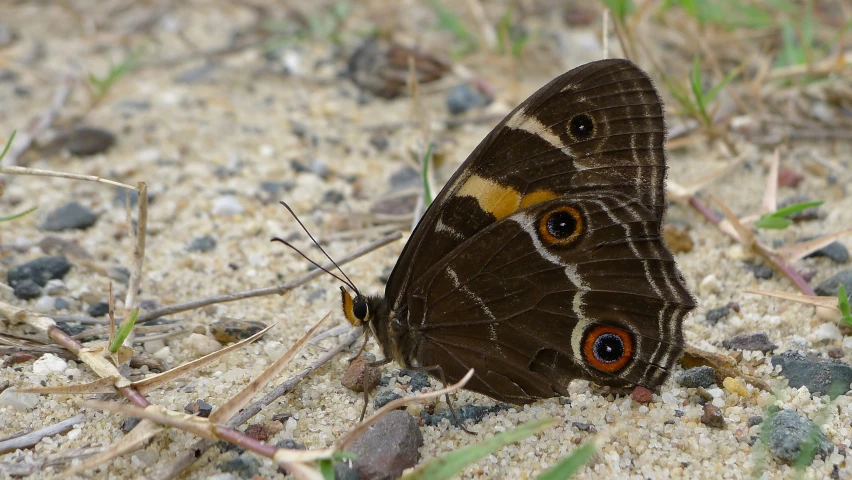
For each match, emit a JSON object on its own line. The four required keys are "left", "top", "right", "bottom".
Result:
{"left": 340, "top": 59, "right": 695, "bottom": 404}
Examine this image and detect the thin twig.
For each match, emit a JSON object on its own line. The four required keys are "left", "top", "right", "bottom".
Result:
{"left": 0, "top": 165, "right": 136, "bottom": 190}
{"left": 124, "top": 182, "right": 148, "bottom": 317}
{"left": 0, "top": 414, "right": 86, "bottom": 454}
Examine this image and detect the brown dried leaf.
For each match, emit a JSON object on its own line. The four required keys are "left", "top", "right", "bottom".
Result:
{"left": 680, "top": 345, "right": 770, "bottom": 391}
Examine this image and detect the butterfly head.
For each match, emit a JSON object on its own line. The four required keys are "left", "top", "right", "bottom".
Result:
{"left": 341, "top": 286, "right": 372, "bottom": 328}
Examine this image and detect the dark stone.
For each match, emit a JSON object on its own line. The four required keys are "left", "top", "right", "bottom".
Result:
{"left": 678, "top": 366, "right": 717, "bottom": 388}
{"left": 64, "top": 126, "right": 115, "bottom": 156}
{"left": 122, "top": 417, "right": 141, "bottom": 432}
{"left": 369, "top": 134, "right": 389, "bottom": 151}
{"left": 827, "top": 347, "right": 844, "bottom": 359}
{"left": 276, "top": 438, "right": 305, "bottom": 450}
{"left": 210, "top": 319, "right": 267, "bottom": 344}
{"left": 243, "top": 424, "right": 270, "bottom": 442}
{"left": 388, "top": 166, "right": 420, "bottom": 191}
{"left": 722, "top": 332, "right": 778, "bottom": 353}
{"left": 348, "top": 410, "right": 423, "bottom": 480}
{"left": 397, "top": 369, "right": 430, "bottom": 392}
{"left": 188, "top": 235, "right": 217, "bottom": 253}
{"left": 420, "top": 403, "right": 510, "bottom": 427}
{"left": 764, "top": 409, "right": 833, "bottom": 464}
{"left": 705, "top": 306, "right": 730, "bottom": 324}
{"left": 743, "top": 262, "right": 773, "bottom": 279}
{"left": 373, "top": 391, "right": 402, "bottom": 409}
{"left": 446, "top": 83, "right": 491, "bottom": 115}
{"left": 13, "top": 279, "right": 42, "bottom": 300}
{"left": 272, "top": 413, "right": 294, "bottom": 423}
{"left": 218, "top": 453, "right": 261, "bottom": 479}
{"left": 815, "top": 270, "right": 852, "bottom": 297}
{"left": 184, "top": 399, "right": 213, "bottom": 418}
{"left": 631, "top": 385, "right": 654, "bottom": 403}
{"left": 106, "top": 266, "right": 131, "bottom": 285}
{"left": 260, "top": 181, "right": 294, "bottom": 196}
{"left": 87, "top": 301, "right": 110, "bottom": 317}
{"left": 771, "top": 350, "right": 852, "bottom": 398}
{"left": 747, "top": 415, "right": 763, "bottom": 427}
{"left": 41, "top": 201, "right": 98, "bottom": 231}
{"left": 55, "top": 321, "right": 87, "bottom": 336}
{"left": 333, "top": 461, "right": 361, "bottom": 480}
{"left": 572, "top": 422, "right": 597, "bottom": 433}
{"left": 8, "top": 256, "right": 72, "bottom": 287}
{"left": 804, "top": 240, "right": 849, "bottom": 264}
{"left": 322, "top": 189, "right": 345, "bottom": 204}
{"left": 700, "top": 403, "right": 725, "bottom": 429}
{"left": 54, "top": 298, "right": 70, "bottom": 309}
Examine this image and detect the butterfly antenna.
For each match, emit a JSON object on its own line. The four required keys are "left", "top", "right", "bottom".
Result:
{"left": 277, "top": 201, "right": 361, "bottom": 296}
{"left": 271, "top": 237, "right": 357, "bottom": 292}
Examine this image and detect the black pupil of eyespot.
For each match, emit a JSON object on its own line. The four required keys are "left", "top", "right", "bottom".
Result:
{"left": 593, "top": 333, "right": 624, "bottom": 363}
{"left": 570, "top": 114, "right": 594, "bottom": 139}
{"left": 546, "top": 210, "right": 577, "bottom": 238}
{"left": 353, "top": 300, "right": 367, "bottom": 320}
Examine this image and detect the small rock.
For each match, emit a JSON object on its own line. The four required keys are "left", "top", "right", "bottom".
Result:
{"left": 272, "top": 413, "right": 294, "bottom": 423}
{"left": 106, "top": 266, "right": 131, "bottom": 285}
{"left": 722, "top": 377, "right": 749, "bottom": 396}
{"left": 678, "top": 366, "right": 717, "bottom": 388}
{"left": 41, "top": 201, "right": 98, "bottom": 231}
{"left": 827, "top": 347, "right": 844, "bottom": 359}
{"left": 722, "top": 332, "right": 778, "bottom": 353}
{"left": 39, "top": 236, "right": 92, "bottom": 259}
{"left": 212, "top": 195, "right": 244, "bottom": 217}
{"left": 218, "top": 453, "right": 261, "bottom": 479}
{"left": 815, "top": 270, "right": 852, "bottom": 297}
{"left": 63, "top": 126, "right": 115, "bottom": 156}
{"left": 291, "top": 158, "right": 330, "bottom": 178}
{"left": 2, "top": 352, "right": 37, "bottom": 367}
{"left": 765, "top": 409, "right": 833, "bottom": 464}
{"left": 188, "top": 235, "right": 217, "bottom": 253}
{"left": 210, "top": 319, "right": 267, "bottom": 344}
{"left": 342, "top": 355, "right": 381, "bottom": 393}
{"left": 397, "top": 369, "right": 430, "bottom": 392}
{"left": 705, "top": 306, "right": 730, "bottom": 325}
{"left": 259, "top": 181, "right": 294, "bottom": 197}
{"left": 34, "top": 296, "right": 57, "bottom": 313}
{"left": 243, "top": 424, "right": 269, "bottom": 442}
{"left": 571, "top": 422, "right": 597, "bottom": 433}
{"left": 8, "top": 255, "right": 72, "bottom": 287}
{"left": 87, "top": 301, "right": 110, "bottom": 317}
{"left": 421, "top": 403, "right": 510, "bottom": 427}
{"left": 743, "top": 262, "right": 773, "bottom": 279}
{"left": 32, "top": 353, "right": 68, "bottom": 374}
{"left": 698, "top": 274, "right": 721, "bottom": 293}
{"left": 13, "top": 280, "right": 42, "bottom": 300}
{"left": 388, "top": 166, "right": 420, "bottom": 191}
{"left": 276, "top": 438, "right": 305, "bottom": 450}
{"left": 446, "top": 82, "right": 491, "bottom": 115}
{"left": 0, "top": 390, "right": 39, "bottom": 410}
{"left": 631, "top": 385, "right": 654, "bottom": 403}
{"left": 700, "top": 403, "right": 725, "bottom": 428}
{"left": 54, "top": 297, "right": 70, "bottom": 309}
{"left": 55, "top": 321, "right": 87, "bottom": 336}
{"left": 43, "top": 279, "right": 67, "bottom": 296}
{"left": 333, "top": 462, "right": 360, "bottom": 480}
{"left": 374, "top": 391, "right": 402, "bottom": 409}
{"left": 814, "top": 323, "right": 843, "bottom": 342}
{"left": 185, "top": 399, "right": 213, "bottom": 418}
{"left": 184, "top": 333, "right": 223, "bottom": 355}
{"left": 663, "top": 224, "right": 693, "bottom": 253}
{"left": 349, "top": 410, "right": 422, "bottom": 480}
{"left": 122, "top": 417, "right": 141, "bottom": 432}
{"left": 322, "top": 189, "right": 345, "bottom": 204}
{"left": 369, "top": 134, "right": 389, "bottom": 151}
{"left": 777, "top": 167, "right": 804, "bottom": 188}
{"left": 771, "top": 350, "right": 852, "bottom": 398}
{"left": 804, "top": 241, "right": 849, "bottom": 264}
{"left": 747, "top": 415, "right": 763, "bottom": 427}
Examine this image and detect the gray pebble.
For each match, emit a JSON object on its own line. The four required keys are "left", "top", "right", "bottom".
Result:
{"left": 397, "top": 369, "right": 430, "bottom": 392}
{"left": 446, "top": 83, "right": 491, "bottom": 115}
{"left": 41, "top": 201, "right": 98, "bottom": 231}
{"left": 743, "top": 262, "right": 773, "bottom": 279}
{"left": 705, "top": 306, "right": 730, "bottom": 324}
{"left": 13, "top": 279, "right": 42, "bottom": 300}
{"left": 218, "top": 452, "right": 261, "bottom": 479}
{"left": 348, "top": 410, "right": 422, "bottom": 480}
{"left": 64, "top": 126, "right": 115, "bottom": 156}
{"left": 814, "top": 270, "right": 852, "bottom": 297}
{"left": 8, "top": 256, "right": 71, "bottom": 288}
{"left": 722, "top": 332, "right": 778, "bottom": 353}
{"left": 771, "top": 351, "right": 852, "bottom": 398}
{"left": 188, "top": 235, "right": 217, "bottom": 253}
{"left": 764, "top": 409, "right": 833, "bottom": 464}
{"left": 87, "top": 301, "right": 110, "bottom": 317}
{"left": 804, "top": 240, "right": 849, "bottom": 264}
{"left": 678, "top": 366, "right": 716, "bottom": 388}
{"left": 747, "top": 415, "right": 763, "bottom": 427}
{"left": 373, "top": 391, "right": 402, "bottom": 409}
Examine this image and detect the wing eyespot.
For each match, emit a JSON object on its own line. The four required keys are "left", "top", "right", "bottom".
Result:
{"left": 568, "top": 114, "right": 594, "bottom": 141}
{"left": 538, "top": 206, "right": 583, "bottom": 246}
{"left": 582, "top": 325, "right": 634, "bottom": 373}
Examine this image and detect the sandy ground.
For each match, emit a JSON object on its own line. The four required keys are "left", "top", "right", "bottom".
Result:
{"left": 0, "top": 2, "right": 850, "bottom": 479}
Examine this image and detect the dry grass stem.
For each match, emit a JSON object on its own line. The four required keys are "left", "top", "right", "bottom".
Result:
{"left": 0, "top": 165, "right": 136, "bottom": 190}
{"left": 0, "top": 414, "right": 86, "bottom": 455}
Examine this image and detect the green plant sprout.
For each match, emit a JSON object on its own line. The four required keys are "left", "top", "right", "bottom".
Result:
{"left": 421, "top": 142, "right": 435, "bottom": 208}
{"left": 665, "top": 56, "right": 739, "bottom": 129}
{"left": 429, "top": 0, "right": 477, "bottom": 57}
{"left": 601, "top": 0, "right": 636, "bottom": 24}
{"left": 837, "top": 285, "right": 852, "bottom": 327}
{"left": 109, "top": 307, "right": 139, "bottom": 354}
{"left": 89, "top": 46, "right": 145, "bottom": 99}
{"left": 754, "top": 200, "right": 823, "bottom": 229}
{"left": 496, "top": 7, "right": 530, "bottom": 58}
{"left": 0, "top": 130, "right": 37, "bottom": 223}
{"left": 536, "top": 439, "right": 598, "bottom": 480}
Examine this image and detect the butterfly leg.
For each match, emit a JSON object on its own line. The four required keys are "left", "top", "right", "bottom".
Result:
{"left": 419, "top": 364, "right": 475, "bottom": 435}
{"left": 347, "top": 329, "right": 371, "bottom": 363}
{"left": 357, "top": 357, "right": 392, "bottom": 422}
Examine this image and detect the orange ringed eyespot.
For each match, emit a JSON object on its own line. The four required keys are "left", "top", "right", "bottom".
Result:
{"left": 538, "top": 206, "right": 583, "bottom": 246}
{"left": 582, "top": 325, "right": 633, "bottom": 373}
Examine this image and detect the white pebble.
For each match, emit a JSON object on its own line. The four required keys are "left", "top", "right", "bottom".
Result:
{"left": 212, "top": 195, "right": 244, "bottom": 217}
{"left": 43, "top": 279, "right": 67, "bottom": 296}
{"left": 0, "top": 390, "right": 40, "bottom": 410}
{"left": 135, "top": 147, "right": 161, "bottom": 163}
{"left": 32, "top": 353, "right": 68, "bottom": 374}
{"left": 698, "top": 274, "right": 721, "bottom": 293}
{"left": 184, "top": 333, "right": 222, "bottom": 355}
{"left": 153, "top": 346, "right": 171, "bottom": 360}
{"left": 144, "top": 339, "right": 166, "bottom": 353}
{"left": 67, "top": 428, "right": 81, "bottom": 440}
{"left": 259, "top": 144, "right": 275, "bottom": 157}
{"left": 843, "top": 336, "right": 852, "bottom": 350}
{"left": 34, "top": 296, "right": 57, "bottom": 313}
{"left": 813, "top": 322, "right": 843, "bottom": 342}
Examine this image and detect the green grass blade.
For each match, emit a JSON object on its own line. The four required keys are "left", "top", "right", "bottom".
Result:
{"left": 838, "top": 285, "right": 852, "bottom": 326}
{"left": 535, "top": 440, "right": 597, "bottom": 480}
{"left": 703, "top": 67, "right": 740, "bottom": 105}
{"left": 400, "top": 418, "right": 555, "bottom": 480}
{"left": 601, "top": 0, "right": 635, "bottom": 23}
{"left": 428, "top": 0, "right": 476, "bottom": 53}
{"left": 771, "top": 200, "right": 823, "bottom": 217}
{"left": 0, "top": 130, "right": 16, "bottom": 163}
{"left": 0, "top": 206, "right": 37, "bottom": 223}
{"left": 689, "top": 56, "right": 709, "bottom": 122}
{"left": 109, "top": 307, "right": 139, "bottom": 353}
{"left": 754, "top": 216, "right": 791, "bottom": 230}
{"left": 422, "top": 142, "right": 435, "bottom": 207}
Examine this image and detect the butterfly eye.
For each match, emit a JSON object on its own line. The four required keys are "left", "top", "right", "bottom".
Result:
{"left": 538, "top": 206, "right": 583, "bottom": 246}
{"left": 353, "top": 298, "right": 369, "bottom": 321}
{"left": 569, "top": 114, "right": 594, "bottom": 140}
{"left": 582, "top": 325, "right": 634, "bottom": 373}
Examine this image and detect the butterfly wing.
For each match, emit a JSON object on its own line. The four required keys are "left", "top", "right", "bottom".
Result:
{"left": 386, "top": 59, "right": 670, "bottom": 314}
{"left": 405, "top": 196, "right": 694, "bottom": 403}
